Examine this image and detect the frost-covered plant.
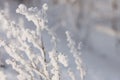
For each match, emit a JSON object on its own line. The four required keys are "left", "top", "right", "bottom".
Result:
{"left": 66, "top": 31, "right": 86, "bottom": 80}
{"left": 0, "top": 3, "right": 85, "bottom": 80}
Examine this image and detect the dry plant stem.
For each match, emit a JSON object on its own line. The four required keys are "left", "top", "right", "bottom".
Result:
{"left": 37, "top": 19, "right": 50, "bottom": 80}
{"left": 41, "top": 38, "right": 50, "bottom": 80}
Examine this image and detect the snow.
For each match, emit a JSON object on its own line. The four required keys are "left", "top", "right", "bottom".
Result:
{"left": 0, "top": 0, "right": 120, "bottom": 80}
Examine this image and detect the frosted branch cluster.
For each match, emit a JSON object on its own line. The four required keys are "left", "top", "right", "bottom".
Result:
{"left": 0, "top": 3, "right": 85, "bottom": 80}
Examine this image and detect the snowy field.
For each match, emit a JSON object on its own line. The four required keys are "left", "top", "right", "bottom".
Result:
{"left": 0, "top": 0, "right": 120, "bottom": 80}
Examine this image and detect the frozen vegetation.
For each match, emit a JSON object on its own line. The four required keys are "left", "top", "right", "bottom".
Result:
{"left": 0, "top": 0, "right": 120, "bottom": 80}
{"left": 0, "top": 2, "right": 85, "bottom": 80}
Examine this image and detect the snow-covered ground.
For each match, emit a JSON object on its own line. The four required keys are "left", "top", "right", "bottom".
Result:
{"left": 0, "top": 0, "right": 120, "bottom": 80}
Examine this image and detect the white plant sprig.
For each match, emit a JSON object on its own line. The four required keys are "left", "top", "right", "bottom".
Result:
{"left": 66, "top": 31, "right": 86, "bottom": 80}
